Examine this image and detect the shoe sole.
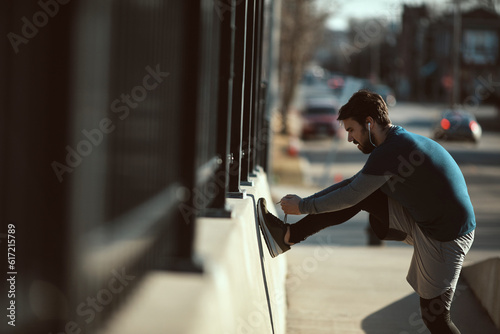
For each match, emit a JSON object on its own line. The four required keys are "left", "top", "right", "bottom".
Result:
{"left": 257, "top": 200, "right": 282, "bottom": 258}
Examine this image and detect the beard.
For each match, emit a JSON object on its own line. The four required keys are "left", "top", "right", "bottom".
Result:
{"left": 353, "top": 128, "right": 375, "bottom": 154}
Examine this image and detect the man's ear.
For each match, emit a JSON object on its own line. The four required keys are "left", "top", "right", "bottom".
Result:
{"left": 366, "top": 117, "right": 374, "bottom": 128}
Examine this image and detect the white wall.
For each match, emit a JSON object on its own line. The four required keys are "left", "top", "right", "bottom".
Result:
{"left": 462, "top": 257, "right": 500, "bottom": 330}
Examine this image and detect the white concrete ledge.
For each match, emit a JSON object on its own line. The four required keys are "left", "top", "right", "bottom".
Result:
{"left": 462, "top": 257, "right": 500, "bottom": 329}
{"left": 102, "top": 170, "right": 287, "bottom": 334}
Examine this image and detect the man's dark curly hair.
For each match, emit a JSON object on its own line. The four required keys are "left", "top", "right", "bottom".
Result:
{"left": 337, "top": 90, "right": 391, "bottom": 127}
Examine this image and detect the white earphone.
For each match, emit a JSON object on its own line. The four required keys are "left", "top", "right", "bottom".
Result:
{"left": 367, "top": 122, "right": 376, "bottom": 147}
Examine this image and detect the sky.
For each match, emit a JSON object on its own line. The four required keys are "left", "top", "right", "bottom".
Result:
{"left": 323, "top": 0, "right": 452, "bottom": 30}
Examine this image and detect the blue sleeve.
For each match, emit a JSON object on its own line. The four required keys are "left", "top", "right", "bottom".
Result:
{"left": 299, "top": 173, "right": 387, "bottom": 214}
{"left": 303, "top": 171, "right": 361, "bottom": 199}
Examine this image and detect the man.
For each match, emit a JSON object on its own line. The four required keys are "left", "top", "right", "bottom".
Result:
{"left": 257, "top": 90, "right": 475, "bottom": 334}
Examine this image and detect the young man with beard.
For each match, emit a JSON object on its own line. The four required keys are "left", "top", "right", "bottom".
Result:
{"left": 257, "top": 90, "right": 475, "bottom": 334}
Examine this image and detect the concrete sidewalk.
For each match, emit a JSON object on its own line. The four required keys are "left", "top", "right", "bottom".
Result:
{"left": 270, "top": 184, "right": 500, "bottom": 334}
{"left": 285, "top": 244, "right": 500, "bottom": 334}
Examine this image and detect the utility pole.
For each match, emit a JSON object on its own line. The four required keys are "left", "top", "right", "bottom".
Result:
{"left": 452, "top": 0, "right": 461, "bottom": 107}
{"left": 371, "top": 41, "right": 380, "bottom": 83}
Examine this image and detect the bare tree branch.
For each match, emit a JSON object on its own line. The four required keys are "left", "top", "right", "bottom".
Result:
{"left": 278, "top": 0, "right": 333, "bottom": 134}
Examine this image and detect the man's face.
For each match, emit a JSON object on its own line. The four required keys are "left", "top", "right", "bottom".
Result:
{"left": 342, "top": 118, "right": 374, "bottom": 154}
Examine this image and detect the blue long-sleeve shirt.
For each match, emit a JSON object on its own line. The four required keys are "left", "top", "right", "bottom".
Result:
{"left": 299, "top": 126, "right": 475, "bottom": 242}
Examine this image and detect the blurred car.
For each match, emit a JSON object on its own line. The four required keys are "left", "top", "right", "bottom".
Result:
{"left": 327, "top": 74, "right": 345, "bottom": 94}
{"left": 433, "top": 109, "right": 482, "bottom": 143}
{"left": 371, "top": 84, "right": 397, "bottom": 107}
{"left": 300, "top": 98, "right": 341, "bottom": 139}
{"left": 360, "top": 80, "right": 397, "bottom": 107}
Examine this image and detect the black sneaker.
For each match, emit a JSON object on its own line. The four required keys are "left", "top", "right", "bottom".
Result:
{"left": 257, "top": 198, "right": 291, "bottom": 258}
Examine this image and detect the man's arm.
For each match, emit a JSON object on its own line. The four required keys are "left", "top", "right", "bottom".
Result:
{"left": 279, "top": 172, "right": 361, "bottom": 215}
{"left": 298, "top": 173, "right": 387, "bottom": 214}
{"left": 303, "top": 171, "right": 361, "bottom": 200}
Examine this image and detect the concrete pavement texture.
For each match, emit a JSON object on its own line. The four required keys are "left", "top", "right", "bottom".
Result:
{"left": 284, "top": 245, "right": 500, "bottom": 334}
{"left": 270, "top": 186, "right": 500, "bottom": 333}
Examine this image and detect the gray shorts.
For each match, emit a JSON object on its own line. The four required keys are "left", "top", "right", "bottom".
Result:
{"left": 388, "top": 197, "right": 475, "bottom": 309}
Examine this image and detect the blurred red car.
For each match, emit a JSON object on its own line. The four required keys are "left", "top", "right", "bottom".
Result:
{"left": 300, "top": 98, "right": 341, "bottom": 139}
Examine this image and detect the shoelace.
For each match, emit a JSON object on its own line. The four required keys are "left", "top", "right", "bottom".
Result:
{"left": 276, "top": 201, "right": 288, "bottom": 224}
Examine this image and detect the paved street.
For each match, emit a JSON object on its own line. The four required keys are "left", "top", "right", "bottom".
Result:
{"left": 272, "top": 98, "right": 500, "bottom": 333}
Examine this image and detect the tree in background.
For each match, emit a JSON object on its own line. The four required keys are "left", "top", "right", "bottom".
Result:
{"left": 278, "top": 0, "right": 331, "bottom": 134}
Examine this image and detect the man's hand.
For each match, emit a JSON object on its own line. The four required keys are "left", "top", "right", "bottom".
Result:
{"left": 280, "top": 194, "right": 302, "bottom": 215}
